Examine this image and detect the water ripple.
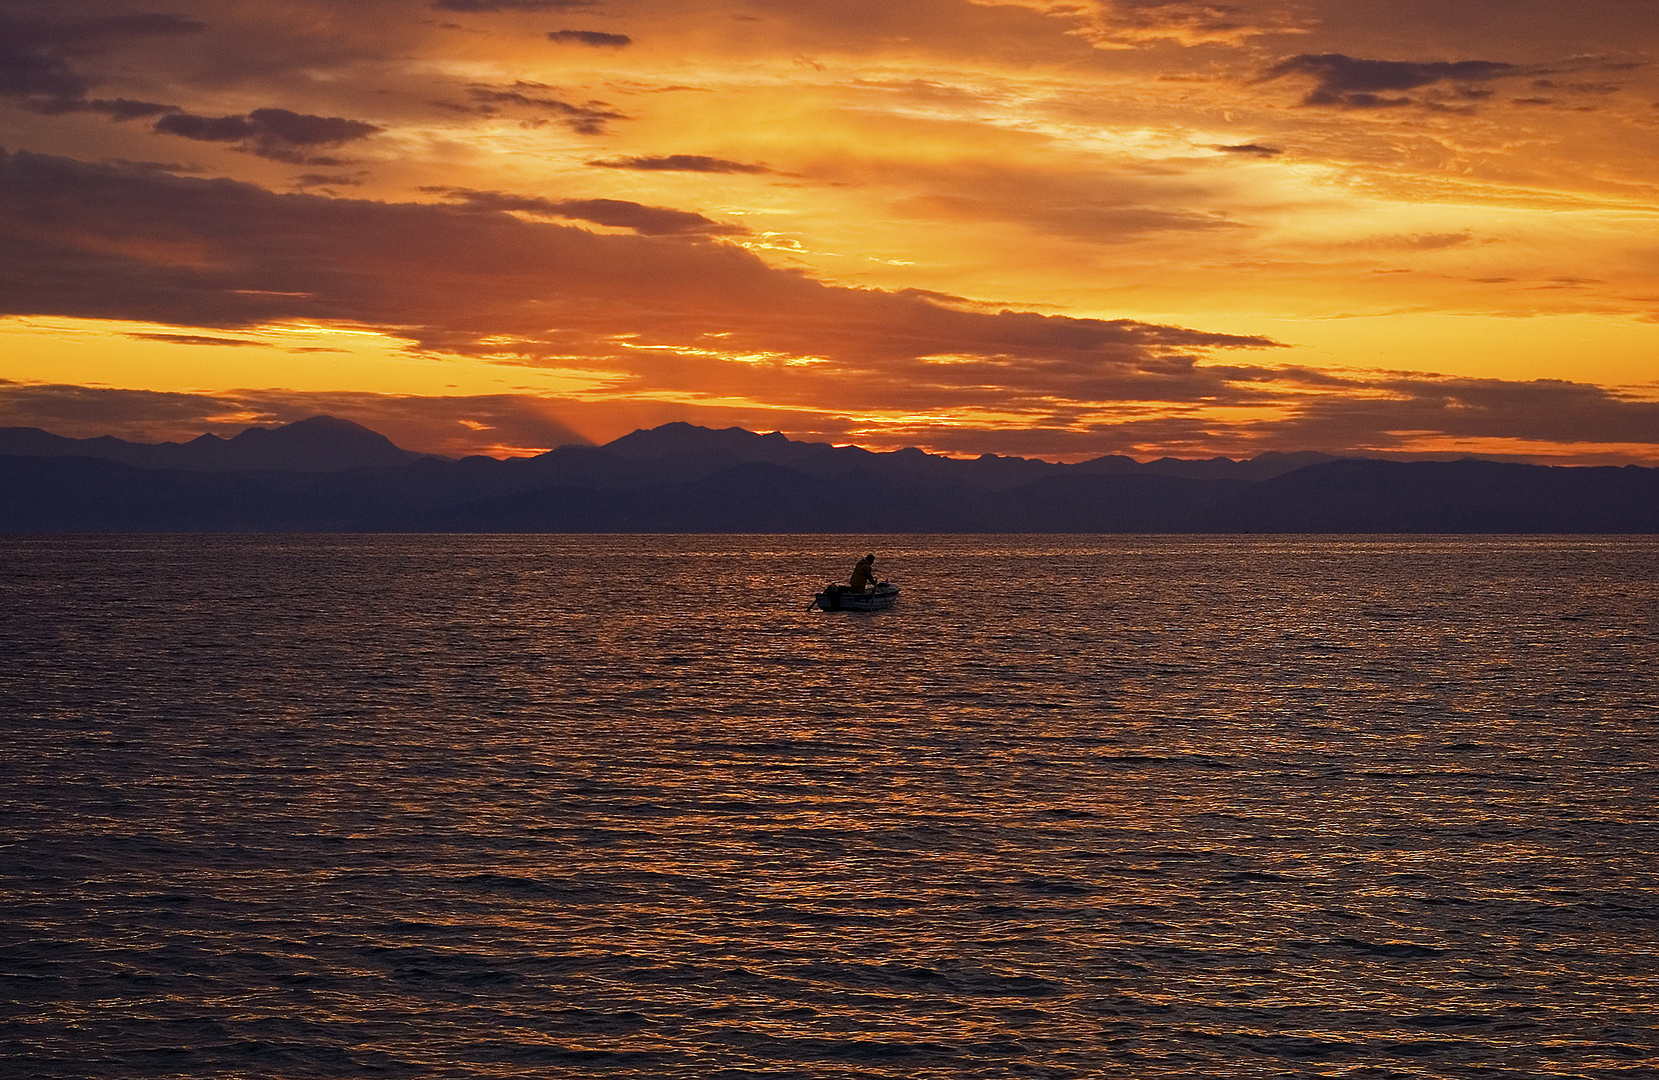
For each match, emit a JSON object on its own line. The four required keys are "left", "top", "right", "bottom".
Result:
{"left": 1, "top": 534, "right": 1656, "bottom": 1077}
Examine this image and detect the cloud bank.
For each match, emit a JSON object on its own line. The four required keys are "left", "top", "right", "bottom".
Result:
{"left": 1, "top": 0, "right": 1656, "bottom": 462}
{"left": 3, "top": 148, "right": 1654, "bottom": 461}
{"left": 0, "top": 149, "right": 1269, "bottom": 381}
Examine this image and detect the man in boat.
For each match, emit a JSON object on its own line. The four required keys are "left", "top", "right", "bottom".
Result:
{"left": 848, "top": 553, "right": 877, "bottom": 592}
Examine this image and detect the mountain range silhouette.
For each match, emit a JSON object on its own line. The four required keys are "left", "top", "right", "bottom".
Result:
{"left": 0, "top": 415, "right": 423, "bottom": 472}
{"left": 2, "top": 416, "right": 1656, "bottom": 532}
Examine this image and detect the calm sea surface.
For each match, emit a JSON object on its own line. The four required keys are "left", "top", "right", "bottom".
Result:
{"left": 3, "top": 535, "right": 1657, "bottom": 1079}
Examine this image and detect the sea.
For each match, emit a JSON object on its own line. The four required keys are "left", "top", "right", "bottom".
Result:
{"left": 2, "top": 534, "right": 1656, "bottom": 1079}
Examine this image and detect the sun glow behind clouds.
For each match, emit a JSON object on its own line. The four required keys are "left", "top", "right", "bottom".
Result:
{"left": 0, "top": 0, "right": 1656, "bottom": 459}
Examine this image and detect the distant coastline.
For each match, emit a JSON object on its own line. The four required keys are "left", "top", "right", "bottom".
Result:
{"left": 3, "top": 417, "right": 1657, "bottom": 533}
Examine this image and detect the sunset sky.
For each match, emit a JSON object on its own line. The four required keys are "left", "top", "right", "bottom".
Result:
{"left": 2, "top": 0, "right": 1657, "bottom": 461}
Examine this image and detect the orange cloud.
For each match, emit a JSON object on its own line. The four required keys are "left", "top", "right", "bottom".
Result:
{"left": 4, "top": 149, "right": 1657, "bottom": 462}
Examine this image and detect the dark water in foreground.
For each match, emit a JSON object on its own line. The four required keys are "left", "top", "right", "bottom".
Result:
{"left": 3, "top": 535, "right": 1657, "bottom": 1079}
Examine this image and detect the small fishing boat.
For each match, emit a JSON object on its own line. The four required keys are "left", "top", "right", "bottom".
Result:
{"left": 811, "top": 581, "right": 899, "bottom": 611}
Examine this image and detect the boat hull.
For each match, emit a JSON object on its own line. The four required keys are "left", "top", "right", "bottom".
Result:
{"left": 813, "top": 582, "right": 899, "bottom": 611}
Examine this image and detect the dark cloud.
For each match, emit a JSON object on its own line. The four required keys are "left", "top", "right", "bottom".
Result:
{"left": 587, "top": 154, "right": 772, "bottom": 174}
{"left": 100, "top": 159, "right": 206, "bottom": 174}
{"left": 1267, "top": 376, "right": 1659, "bottom": 450}
{"left": 0, "top": 11, "right": 201, "bottom": 117}
{"left": 433, "top": 0, "right": 594, "bottom": 10}
{"left": 0, "top": 380, "right": 243, "bottom": 434}
{"left": 424, "top": 186, "right": 746, "bottom": 236}
{"left": 0, "top": 48, "right": 88, "bottom": 101}
{"left": 462, "top": 82, "right": 625, "bottom": 135}
{"left": 294, "top": 173, "right": 366, "bottom": 191}
{"left": 6, "top": 12, "right": 206, "bottom": 48}
{"left": 1264, "top": 53, "right": 1519, "bottom": 109}
{"left": 126, "top": 333, "right": 264, "bottom": 347}
{"left": 1212, "top": 143, "right": 1282, "bottom": 157}
{"left": 546, "top": 30, "right": 633, "bottom": 48}
{"left": 152, "top": 107, "right": 382, "bottom": 163}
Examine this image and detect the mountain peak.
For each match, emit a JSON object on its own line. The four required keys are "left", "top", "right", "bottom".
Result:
{"left": 604, "top": 422, "right": 802, "bottom": 460}
{"left": 217, "top": 415, "right": 415, "bottom": 469}
{"left": 262, "top": 415, "right": 383, "bottom": 436}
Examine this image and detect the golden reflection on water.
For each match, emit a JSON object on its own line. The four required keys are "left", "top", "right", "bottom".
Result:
{"left": 1, "top": 535, "right": 1656, "bottom": 1077}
